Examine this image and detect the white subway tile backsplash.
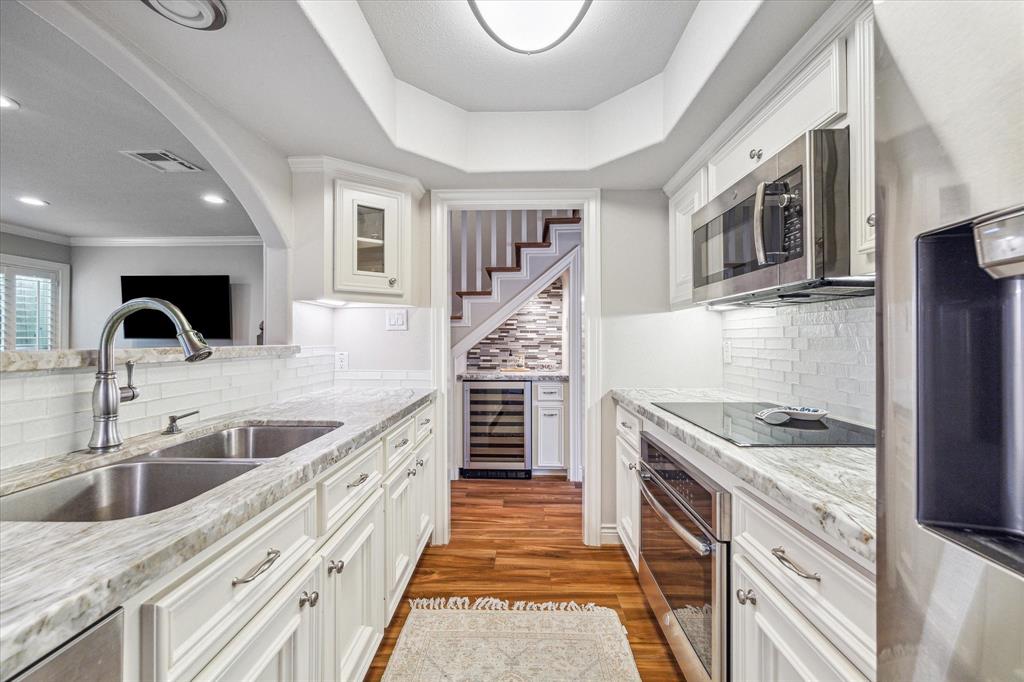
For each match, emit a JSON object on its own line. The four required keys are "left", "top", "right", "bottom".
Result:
{"left": 0, "top": 350, "right": 336, "bottom": 470}
{"left": 722, "top": 297, "right": 876, "bottom": 426}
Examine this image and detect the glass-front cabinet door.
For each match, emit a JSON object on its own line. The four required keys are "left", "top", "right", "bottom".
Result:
{"left": 334, "top": 184, "right": 402, "bottom": 295}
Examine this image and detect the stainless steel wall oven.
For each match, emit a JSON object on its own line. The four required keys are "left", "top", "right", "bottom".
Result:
{"left": 638, "top": 433, "right": 730, "bottom": 682}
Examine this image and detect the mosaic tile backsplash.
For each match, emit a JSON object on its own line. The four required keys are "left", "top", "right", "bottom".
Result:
{"left": 467, "top": 279, "right": 564, "bottom": 371}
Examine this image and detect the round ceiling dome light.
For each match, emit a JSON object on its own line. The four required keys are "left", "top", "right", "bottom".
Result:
{"left": 140, "top": 0, "right": 227, "bottom": 31}
{"left": 468, "top": 0, "right": 592, "bottom": 55}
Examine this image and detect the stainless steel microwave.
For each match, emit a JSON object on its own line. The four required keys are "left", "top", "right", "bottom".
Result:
{"left": 691, "top": 128, "right": 874, "bottom": 306}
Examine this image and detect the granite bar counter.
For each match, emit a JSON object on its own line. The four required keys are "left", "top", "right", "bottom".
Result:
{"left": 611, "top": 387, "right": 875, "bottom": 566}
{"left": 0, "top": 386, "right": 434, "bottom": 679}
{"left": 0, "top": 344, "right": 301, "bottom": 372}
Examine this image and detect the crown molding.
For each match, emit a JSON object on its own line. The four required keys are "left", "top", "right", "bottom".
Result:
{"left": 69, "top": 235, "right": 264, "bottom": 247}
{"left": 288, "top": 155, "right": 425, "bottom": 199}
{"left": 0, "top": 222, "right": 72, "bottom": 246}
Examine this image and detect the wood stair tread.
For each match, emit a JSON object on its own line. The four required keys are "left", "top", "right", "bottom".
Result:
{"left": 485, "top": 266, "right": 520, "bottom": 274}
{"left": 455, "top": 290, "right": 493, "bottom": 297}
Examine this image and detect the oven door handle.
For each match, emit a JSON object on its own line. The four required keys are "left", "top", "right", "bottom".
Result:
{"left": 636, "top": 472, "right": 713, "bottom": 556}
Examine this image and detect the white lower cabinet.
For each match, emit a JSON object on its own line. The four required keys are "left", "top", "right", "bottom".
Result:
{"left": 615, "top": 435, "right": 640, "bottom": 569}
{"left": 534, "top": 403, "right": 565, "bottom": 468}
{"left": 385, "top": 452, "right": 417, "bottom": 620}
{"left": 194, "top": 557, "right": 323, "bottom": 682}
{"left": 732, "top": 553, "right": 867, "bottom": 682}
{"left": 320, "top": 489, "right": 385, "bottom": 682}
{"left": 412, "top": 436, "right": 436, "bottom": 551}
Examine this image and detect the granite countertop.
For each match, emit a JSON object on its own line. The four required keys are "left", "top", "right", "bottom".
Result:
{"left": 457, "top": 372, "right": 569, "bottom": 382}
{"left": 611, "top": 388, "right": 875, "bottom": 566}
{"left": 0, "top": 386, "right": 434, "bottom": 679}
{"left": 0, "top": 344, "right": 301, "bottom": 373}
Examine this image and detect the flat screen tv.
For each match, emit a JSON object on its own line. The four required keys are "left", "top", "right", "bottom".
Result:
{"left": 120, "top": 275, "right": 232, "bottom": 340}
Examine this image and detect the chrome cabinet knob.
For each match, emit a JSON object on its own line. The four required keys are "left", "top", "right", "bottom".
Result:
{"left": 299, "top": 590, "right": 319, "bottom": 608}
{"left": 388, "top": 277, "right": 397, "bottom": 287}
{"left": 627, "top": 462, "right": 637, "bottom": 471}
{"left": 866, "top": 213, "right": 876, "bottom": 227}
{"left": 736, "top": 589, "right": 757, "bottom": 605}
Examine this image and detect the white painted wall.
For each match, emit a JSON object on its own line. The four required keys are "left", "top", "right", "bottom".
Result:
{"left": 0, "top": 228, "right": 71, "bottom": 264}
{"left": 69, "top": 245, "right": 263, "bottom": 349}
{"left": 333, "top": 307, "right": 431, "bottom": 371}
{"left": 600, "top": 190, "right": 723, "bottom": 524}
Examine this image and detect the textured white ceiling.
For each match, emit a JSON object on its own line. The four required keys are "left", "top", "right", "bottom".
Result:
{"left": 0, "top": 2, "right": 257, "bottom": 238}
{"left": 358, "top": 0, "right": 698, "bottom": 112}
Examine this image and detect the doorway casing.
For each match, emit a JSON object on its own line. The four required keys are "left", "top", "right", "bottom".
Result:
{"left": 430, "top": 189, "right": 602, "bottom": 546}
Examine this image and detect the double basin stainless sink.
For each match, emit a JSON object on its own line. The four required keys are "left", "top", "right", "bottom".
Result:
{"left": 0, "top": 425, "right": 338, "bottom": 523}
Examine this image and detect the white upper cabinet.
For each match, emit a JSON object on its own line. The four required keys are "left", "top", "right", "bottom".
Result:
{"left": 335, "top": 185, "right": 402, "bottom": 295}
{"left": 848, "top": 8, "right": 876, "bottom": 276}
{"left": 289, "top": 157, "right": 424, "bottom": 306}
{"left": 707, "top": 39, "right": 847, "bottom": 199}
{"left": 668, "top": 170, "right": 707, "bottom": 309}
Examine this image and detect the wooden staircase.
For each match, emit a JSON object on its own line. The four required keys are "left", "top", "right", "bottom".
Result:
{"left": 451, "top": 214, "right": 580, "bottom": 321}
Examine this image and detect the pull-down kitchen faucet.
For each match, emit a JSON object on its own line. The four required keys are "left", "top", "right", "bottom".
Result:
{"left": 89, "top": 297, "right": 213, "bottom": 452}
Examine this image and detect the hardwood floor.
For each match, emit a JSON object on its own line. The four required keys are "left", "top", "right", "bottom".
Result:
{"left": 367, "top": 477, "right": 684, "bottom": 681}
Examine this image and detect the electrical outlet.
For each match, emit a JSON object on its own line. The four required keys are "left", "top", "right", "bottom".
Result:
{"left": 335, "top": 352, "right": 349, "bottom": 371}
{"left": 723, "top": 341, "right": 732, "bottom": 364}
{"left": 385, "top": 308, "right": 408, "bottom": 331}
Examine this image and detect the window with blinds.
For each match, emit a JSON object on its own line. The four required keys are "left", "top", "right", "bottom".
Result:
{"left": 0, "top": 257, "right": 66, "bottom": 351}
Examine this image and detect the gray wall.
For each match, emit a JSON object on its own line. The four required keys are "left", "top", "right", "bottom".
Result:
{"left": 0, "top": 230, "right": 71, "bottom": 264}
{"left": 69, "top": 245, "right": 263, "bottom": 348}
{"left": 600, "top": 190, "right": 724, "bottom": 525}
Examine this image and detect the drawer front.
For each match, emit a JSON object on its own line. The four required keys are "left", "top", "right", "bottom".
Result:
{"left": 733, "top": 489, "right": 876, "bottom": 678}
{"left": 413, "top": 403, "right": 434, "bottom": 444}
{"left": 319, "top": 439, "right": 384, "bottom": 536}
{"left": 143, "top": 491, "right": 318, "bottom": 681}
{"left": 615, "top": 404, "right": 641, "bottom": 450}
{"left": 535, "top": 383, "right": 564, "bottom": 402}
{"left": 384, "top": 417, "right": 416, "bottom": 469}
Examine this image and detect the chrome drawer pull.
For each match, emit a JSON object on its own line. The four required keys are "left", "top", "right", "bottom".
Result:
{"left": 395, "top": 438, "right": 410, "bottom": 448}
{"left": 419, "top": 418, "right": 431, "bottom": 426}
{"left": 327, "top": 560, "right": 345, "bottom": 576}
{"left": 407, "top": 468, "right": 417, "bottom": 477}
{"left": 299, "top": 590, "right": 319, "bottom": 608}
{"left": 771, "top": 546, "right": 821, "bottom": 581}
{"left": 619, "top": 421, "right": 632, "bottom": 430}
{"left": 736, "top": 589, "right": 757, "bottom": 606}
{"left": 416, "top": 458, "right": 425, "bottom": 467}
{"left": 232, "top": 548, "right": 281, "bottom": 586}
{"left": 346, "top": 473, "right": 370, "bottom": 489}
{"left": 627, "top": 462, "right": 637, "bottom": 471}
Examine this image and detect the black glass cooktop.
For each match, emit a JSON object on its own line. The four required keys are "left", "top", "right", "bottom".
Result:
{"left": 653, "top": 402, "right": 875, "bottom": 447}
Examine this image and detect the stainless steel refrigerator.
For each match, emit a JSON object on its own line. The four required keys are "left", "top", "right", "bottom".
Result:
{"left": 875, "top": 2, "right": 1024, "bottom": 680}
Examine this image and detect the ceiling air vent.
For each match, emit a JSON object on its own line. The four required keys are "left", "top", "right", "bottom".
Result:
{"left": 120, "top": 150, "right": 203, "bottom": 173}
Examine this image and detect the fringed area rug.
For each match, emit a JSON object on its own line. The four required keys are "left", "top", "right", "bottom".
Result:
{"left": 382, "top": 596, "right": 642, "bottom": 681}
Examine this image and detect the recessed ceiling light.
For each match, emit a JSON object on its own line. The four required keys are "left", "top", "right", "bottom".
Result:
{"left": 468, "top": 0, "right": 592, "bottom": 55}
{"left": 140, "top": 0, "right": 227, "bottom": 31}
{"left": 0, "top": 95, "right": 20, "bottom": 110}
{"left": 18, "top": 196, "right": 50, "bottom": 207}
{"left": 202, "top": 193, "right": 227, "bottom": 205}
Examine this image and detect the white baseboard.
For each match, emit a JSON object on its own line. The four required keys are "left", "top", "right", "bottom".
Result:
{"left": 600, "top": 523, "right": 622, "bottom": 545}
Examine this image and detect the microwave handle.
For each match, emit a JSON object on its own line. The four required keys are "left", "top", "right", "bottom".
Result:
{"left": 753, "top": 181, "right": 769, "bottom": 266}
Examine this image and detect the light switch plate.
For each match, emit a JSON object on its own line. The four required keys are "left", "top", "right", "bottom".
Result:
{"left": 335, "top": 352, "right": 349, "bottom": 370}
{"left": 385, "top": 309, "right": 408, "bottom": 331}
{"left": 723, "top": 341, "right": 732, "bottom": 364}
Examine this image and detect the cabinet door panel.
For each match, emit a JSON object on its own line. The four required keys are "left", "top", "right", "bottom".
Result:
{"left": 535, "top": 404, "right": 565, "bottom": 468}
{"left": 669, "top": 170, "right": 707, "bottom": 308}
{"left": 385, "top": 457, "right": 416, "bottom": 619}
{"left": 615, "top": 436, "right": 639, "bottom": 568}
{"left": 194, "top": 558, "right": 321, "bottom": 682}
{"left": 413, "top": 437, "right": 436, "bottom": 551}
{"left": 334, "top": 184, "right": 402, "bottom": 294}
{"left": 321, "top": 490, "right": 385, "bottom": 682}
{"left": 732, "top": 554, "right": 866, "bottom": 682}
